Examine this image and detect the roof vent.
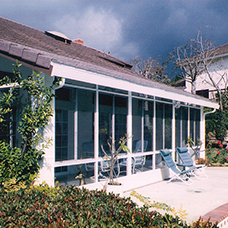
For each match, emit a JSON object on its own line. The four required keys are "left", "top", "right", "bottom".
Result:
{"left": 45, "top": 31, "right": 71, "bottom": 44}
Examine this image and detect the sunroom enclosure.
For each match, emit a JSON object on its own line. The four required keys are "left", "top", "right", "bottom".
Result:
{"left": 54, "top": 79, "right": 201, "bottom": 187}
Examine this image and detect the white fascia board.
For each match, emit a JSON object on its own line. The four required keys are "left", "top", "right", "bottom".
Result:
{"left": 51, "top": 62, "right": 219, "bottom": 109}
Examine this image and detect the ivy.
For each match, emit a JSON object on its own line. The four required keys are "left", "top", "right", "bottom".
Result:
{"left": 0, "top": 61, "right": 57, "bottom": 187}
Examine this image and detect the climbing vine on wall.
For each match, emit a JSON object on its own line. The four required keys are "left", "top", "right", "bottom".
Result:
{"left": 0, "top": 61, "right": 58, "bottom": 186}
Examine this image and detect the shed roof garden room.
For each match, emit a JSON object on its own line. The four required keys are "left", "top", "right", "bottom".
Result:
{"left": 0, "top": 17, "right": 218, "bottom": 190}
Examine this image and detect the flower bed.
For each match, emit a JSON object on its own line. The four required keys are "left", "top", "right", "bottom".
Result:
{"left": 206, "top": 141, "right": 228, "bottom": 166}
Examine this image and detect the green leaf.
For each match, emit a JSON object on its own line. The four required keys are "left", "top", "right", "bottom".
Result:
{"left": 121, "top": 144, "right": 130, "bottom": 153}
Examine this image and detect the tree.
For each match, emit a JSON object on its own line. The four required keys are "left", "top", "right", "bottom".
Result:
{"left": 101, "top": 135, "right": 131, "bottom": 185}
{"left": 172, "top": 31, "right": 228, "bottom": 141}
{"left": 131, "top": 57, "right": 171, "bottom": 84}
{"left": 172, "top": 31, "right": 228, "bottom": 110}
{"left": 0, "top": 61, "right": 58, "bottom": 186}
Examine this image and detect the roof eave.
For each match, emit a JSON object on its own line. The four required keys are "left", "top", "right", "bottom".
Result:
{"left": 51, "top": 61, "right": 219, "bottom": 109}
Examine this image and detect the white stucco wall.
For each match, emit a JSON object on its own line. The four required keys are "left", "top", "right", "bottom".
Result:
{"left": 36, "top": 75, "right": 55, "bottom": 186}
{"left": 36, "top": 101, "right": 55, "bottom": 186}
{"left": 195, "top": 55, "right": 228, "bottom": 93}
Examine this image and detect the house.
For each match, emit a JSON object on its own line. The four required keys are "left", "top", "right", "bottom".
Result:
{"left": 0, "top": 17, "right": 218, "bottom": 190}
{"left": 182, "top": 42, "right": 228, "bottom": 100}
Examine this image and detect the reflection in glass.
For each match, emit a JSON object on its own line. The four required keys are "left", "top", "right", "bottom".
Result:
{"left": 156, "top": 103, "right": 163, "bottom": 150}
{"left": 181, "top": 107, "right": 188, "bottom": 147}
{"left": 165, "top": 104, "right": 172, "bottom": 149}
{"left": 144, "top": 101, "right": 153, "bottom": 152}
{"left": 78, "top": 90, "right": 95, "bottom": 159}
{"left": 55, "top": 163, "right": 95, "bottom": 186}
{"left": 190, "top": 108, "right": 200, "bottom": 145}
{"left": 155, "top": 153, "right": 166, "bottom": 169}
{"left": 55, "top": 88, "right": 75, "bottom": 161}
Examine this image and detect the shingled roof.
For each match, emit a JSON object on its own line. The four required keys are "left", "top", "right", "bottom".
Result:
{"left": 0, "top": 17, "right": 132, "bottom": 72}
{"left": 215, "top": 42, "right": 228, "bottom": 57}
{"left": 0, "top": 16, "right": 219, "bottom": 108}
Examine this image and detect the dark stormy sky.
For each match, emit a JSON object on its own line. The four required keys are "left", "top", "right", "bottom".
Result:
{"left": 1, "top": 0, "right": 228, "bottom": 64}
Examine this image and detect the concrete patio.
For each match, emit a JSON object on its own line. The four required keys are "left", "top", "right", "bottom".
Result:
{"left": 123, "top": 167, "right": 228, "bottom": 224}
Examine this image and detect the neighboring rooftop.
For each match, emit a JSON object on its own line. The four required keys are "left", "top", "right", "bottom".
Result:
{"left": 215, "top": 42, "right": 228, "bottom": 57}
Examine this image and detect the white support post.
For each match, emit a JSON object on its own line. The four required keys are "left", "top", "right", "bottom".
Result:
{"left": 172, "top": 103, "right": 176, "bottom": 160}
{"left": 127, "top": 91, "right": 132, "bottom": 176}
{"left": 200, "top": 106, "right": 206, "bottom": 159}
{"left": 36, "top": 74, "right": 56, "bottom": 186}
{"left": 37, "top": 98, "right": 55, "bottom": 186}
{"left": 74, "top": 90, "right": 78, "bottom": 160}
{"left": 94, "top": 85, "right": 99, "bottom": 182}
{"left": 153, "top": 101, "right": 156, "bottom": 170}
{"left": 188, "top": 106, "right": 190, "bottom": 141}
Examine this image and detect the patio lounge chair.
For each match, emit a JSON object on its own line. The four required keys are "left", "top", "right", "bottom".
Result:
{"left": 160, "top": 149, "right": 195, "bottom": 185}
{"left": 176, "top": 147, "right": 208, "bottom": 179}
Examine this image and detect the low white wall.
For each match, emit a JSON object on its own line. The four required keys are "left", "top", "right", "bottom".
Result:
{"left": 83, "top": 168, "right": 170, "bottom": 192}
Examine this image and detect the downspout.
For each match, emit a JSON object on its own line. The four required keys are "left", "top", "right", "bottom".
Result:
{"left": 54, "top": 77, "right": 65, "bottom": 90}
{"left": 201, "top": 108, "right": 217, "bottom": 159}
{"left": 203, "top": 108, "right": 216, "bottom": 117}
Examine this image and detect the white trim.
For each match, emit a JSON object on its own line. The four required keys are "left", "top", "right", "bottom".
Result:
{"left": 94, "top": 85, "right": 99, "bottom": 182}
{"left": 74, "top": 90, "right": 78, "bottom": 160}
{"left": 172, "top": 103, "right": 175, "bottom": 151}
{"left": 51, "top": 62, "right": 219, "bottom": 109}
{"left": 188, "top": 107, "right": 190, "bottom": 139}
{"left": 127, "top": 91, "right": 132, "bottom": 176}
{"left": 153, "top": 101, "right": 156, "bottom": 170}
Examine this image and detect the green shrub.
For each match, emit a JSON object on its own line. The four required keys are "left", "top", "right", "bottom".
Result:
{"left": 206, "top": 147, "right": 228, "bottom": 165}
{"left": 0, "top": 62, "right": 56, "bottom": 187}
{"left": 0, "top": 185, "right": 217, "bottom": 227}
{"left": 0, "top": 141, "right": 43, "bottom": 186}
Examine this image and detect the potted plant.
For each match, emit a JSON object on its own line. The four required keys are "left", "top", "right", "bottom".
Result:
{"left": 101, "top": 134, "right": 131, "bottom": 194}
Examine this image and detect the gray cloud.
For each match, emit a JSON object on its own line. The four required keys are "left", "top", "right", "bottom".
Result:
{"left": 1, "top": 0, "right": 228, "bottom": 63}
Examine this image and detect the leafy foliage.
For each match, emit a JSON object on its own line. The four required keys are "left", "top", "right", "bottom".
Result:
{"left": 205, "top": 108, "right": 228, "bottom": 142}
{"left": 0, "top": 185, "right": 217, "bottom": 227}
{"left": 0, "top": 141, "right": 43, "bottom": 185}
{"left": 0, "top": 61, "right": 56, "bottom": 186}
{"left": 206, "top": 147, "right": 228, "bottom": 166}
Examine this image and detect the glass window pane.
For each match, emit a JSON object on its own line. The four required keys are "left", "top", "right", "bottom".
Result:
{"left": 115, "top": 96, "right": 127, "bottom": 144}
{"left": 195, "top": 109, "right": 200, "bottom": 144}
{"left": 99, "top": 93, "right": 113, "bottom": 153}
{"left": 55, "top": 163, "right": 95, "bottom": 186}
{"left": 155, "top": 153, "right": 166, "bottom": 169}
{"left": 55, "top": 87, "right": 75, "bottom": 161}
{"left": 144, "top": 101, "right": 153, "bottom": 152}
{"left": 175, "top": 108, "right": 181, "bottom": 148}
{"left": 132, "top": 99, "right": 142, "bottom": 150}
{"left": 78, "top": 90, "right": 95, "bottom": 159}
{"left": 190, "top": 108, "right": 195, "bottom": 142}
{"left": 165, "top": 104, "right": 172, "bottom": 149}
{"left": 156, "top": 103, "right": 163, "bottom": 150}
{"left": 190, "top": 108, "right": 201, "bottom": 145}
